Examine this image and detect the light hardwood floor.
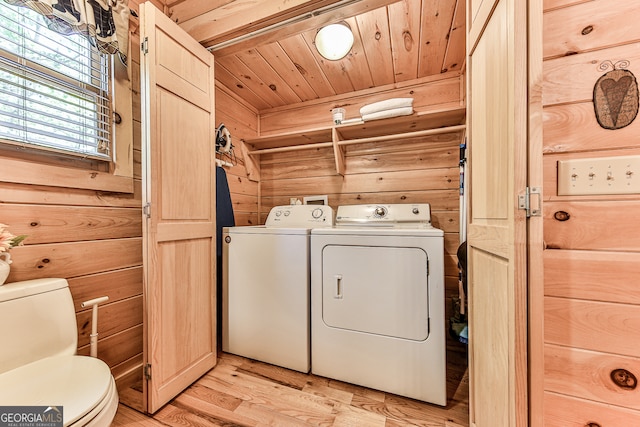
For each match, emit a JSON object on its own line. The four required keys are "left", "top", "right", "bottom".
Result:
{"left": 112, "top": 350, "right": 469, "bottom": 427}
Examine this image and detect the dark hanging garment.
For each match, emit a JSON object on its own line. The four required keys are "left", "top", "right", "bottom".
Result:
{"left": 216, "top": 166, "right": 235, "bottom": 256}
{"left": 215, "top": 166, "right": 234, "bottom": 348}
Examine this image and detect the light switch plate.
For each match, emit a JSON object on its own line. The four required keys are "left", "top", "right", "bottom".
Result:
{"left": 558, "top": 155, "right": 640, "bottom": 195}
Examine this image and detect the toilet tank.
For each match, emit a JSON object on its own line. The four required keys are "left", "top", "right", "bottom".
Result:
{"left": 0, "top": 278, "right": 78, "bottom": 374}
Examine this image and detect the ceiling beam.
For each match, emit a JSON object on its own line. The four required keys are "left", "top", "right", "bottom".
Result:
{"left": 177, "top": 0, "right": 401, "bottom": 57}
{"left": 167, "top": 0, "right": 235, "bottom": 24}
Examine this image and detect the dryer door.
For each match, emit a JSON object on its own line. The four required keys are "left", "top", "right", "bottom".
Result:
{"left": 321, "top": 245, "right": 429, "bottom": 341}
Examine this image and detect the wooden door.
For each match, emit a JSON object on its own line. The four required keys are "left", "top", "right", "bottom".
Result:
{"left": 140, "top": 2, "right": 217, "bottom": 413}
{"left": 466, "top": 0, "right": 533, "bottom": 425}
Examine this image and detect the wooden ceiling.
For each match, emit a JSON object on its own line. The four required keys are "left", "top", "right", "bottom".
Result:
{"left": 162, "top": 0, "right": 465, "bottom": 112}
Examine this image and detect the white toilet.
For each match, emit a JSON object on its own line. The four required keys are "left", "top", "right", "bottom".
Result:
{"left": 0, "top": 278, "right": 119, "bottom": 426}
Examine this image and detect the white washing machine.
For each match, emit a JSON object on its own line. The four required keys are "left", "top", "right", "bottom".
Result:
{"left": 310, "top": 203, "right": 446, "bottom": 405}
{"left": 222, "top": 204, "right": 333, "bottom": 373}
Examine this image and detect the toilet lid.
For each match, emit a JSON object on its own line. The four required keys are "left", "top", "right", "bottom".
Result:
{"left": 0, "top": 355, "right": 113, "bottom": 425}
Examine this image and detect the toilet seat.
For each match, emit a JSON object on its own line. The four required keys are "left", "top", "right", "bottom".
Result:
{"left": 0, "top": 355, "right": 118, "bottom": 427}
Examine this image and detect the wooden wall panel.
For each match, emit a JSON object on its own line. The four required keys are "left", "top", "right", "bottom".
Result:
{"left": 227, "top": 193, "right": 258, "bottom": 215}
{"left": 215, "top": 83, "right": 260, "bottom": 226}
{"left": 544, "top": 391, "right": 640, "bottom": 427}
{"left": 544, "top": 344, "right": 640, "bottom": 409}
{"left": 541, "top": 0, "right": 640, "bottom": 422}
{"left": 544, "top": 201, "right": 640, "bottom": 251}
{"left": 261, "top": 168, "right": 458, "bottom": 196}
{"left": 78, "top": 325, "right": 144, "bottom": 368}
{"left": 67, "top": 267, "right": 143, "bottom": 311}
{"left": 543, "top": 103, "right": 638, "bottom": 154}
{"left": 8, "top": 239, "right": 143, "bottom": 280}
{"left": 0, "top": 156, "right": 133, "bottom": 193}
{"left": 543, "top": 1, "right": 640, "bottom": 59}
{"left": 232, "top": 211, "right": 260, "bottom": 226}
{"left": 1, "top": 204, "right": 141, "bottom": 243}
{"left": 543, "top": 0, "right": 592, "bottom": 13}
{"left": 543, "top": 42, "right": 640, "bottom": 106}
{"left": 259, "top": 73, "right": 462, "bottom": 135}
{"left": 261, "top": 188, "right": 460, "bottom": 212}
{"left": 77, "top": 295, "right": 143, "bottom": 347}
{"left": 0, "top": 181, "right": 142, "bottom": 208}
{"left": 545, "top": 296, "right": 640, "bottom": 357}
{"left": 544, "top": 250, "right": 640, "bottom": 305}
{"left": 260, "top": 137, "right": 460, "bottom": 180}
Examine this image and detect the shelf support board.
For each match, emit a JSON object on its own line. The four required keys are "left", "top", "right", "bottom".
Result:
{"left": 240, "top": 141, "right": 260, "bottom": 182}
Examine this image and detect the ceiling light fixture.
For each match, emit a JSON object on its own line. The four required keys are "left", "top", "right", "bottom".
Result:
{"left": 314, "top": 22, "right": 354, "bottom": 61}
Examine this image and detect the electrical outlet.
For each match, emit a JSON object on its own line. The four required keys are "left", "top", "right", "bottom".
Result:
{"left": 558, "top": 155, "right": 640, "bottom": 195}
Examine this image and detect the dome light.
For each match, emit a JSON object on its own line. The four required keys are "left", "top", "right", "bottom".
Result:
{"left": 314, "top": 23, "right": 354, "bottom": 61}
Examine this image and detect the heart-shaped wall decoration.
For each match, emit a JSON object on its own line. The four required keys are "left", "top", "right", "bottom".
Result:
{"left": 593, "top": 66, "right": 639, "bottom": 130}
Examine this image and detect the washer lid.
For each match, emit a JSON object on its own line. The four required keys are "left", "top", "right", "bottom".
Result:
{"left": 224, "top": 225, "right": 310, "bottom": 235}
{"left": 0, "top": 355, "right": 113, "bottom": 425}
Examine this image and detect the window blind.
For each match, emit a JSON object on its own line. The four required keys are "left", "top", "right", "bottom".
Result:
{"left": 0, "top": 2, "right": 112, "bottom": 160}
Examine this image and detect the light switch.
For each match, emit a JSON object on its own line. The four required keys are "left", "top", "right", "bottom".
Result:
{"left": 558, "top": 155, "right": 640, "bottom": 195}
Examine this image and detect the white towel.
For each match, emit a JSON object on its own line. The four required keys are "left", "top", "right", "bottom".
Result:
{"left": 362, "top": 106, "right": 414, "bottom": 121}
{"left": 360, "top": 98, "right": 414, "bottom": 116}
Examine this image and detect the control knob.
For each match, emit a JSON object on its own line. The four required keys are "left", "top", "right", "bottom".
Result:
{"left": 374, "top": 206, "right": 387, "bottom": 218}
{"left": 312, "top": 208, "right": 324, "bottom": 219}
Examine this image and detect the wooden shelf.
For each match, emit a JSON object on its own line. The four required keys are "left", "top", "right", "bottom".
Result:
{"left": 241, "top": 105, "right": 466, "bottom": 178}
{"left": 244, "top": 127, "right": 332, "bottom": 150}
{"left": 334, "top": 106, "right": 466, "bottom": 140}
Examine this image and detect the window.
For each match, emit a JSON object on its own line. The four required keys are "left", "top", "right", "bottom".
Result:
{"left": 0, "top": 2, "right": 112, "bottom": 160}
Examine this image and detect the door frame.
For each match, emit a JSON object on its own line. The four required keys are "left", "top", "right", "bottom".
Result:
{"left": 466, "top": 0, "right": 543, "bottom": 425}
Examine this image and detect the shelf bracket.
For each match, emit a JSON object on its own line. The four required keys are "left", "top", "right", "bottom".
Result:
{"left": 332, "top": 128, "right": 346, "bottom": 176}
{"left": 240, "top": 140, "right": 260, "bottom": 182}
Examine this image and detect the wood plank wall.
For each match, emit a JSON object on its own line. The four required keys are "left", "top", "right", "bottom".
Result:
{"left": 541, "top": 0, "right": 640, "bottom": 425}
{"left": 259, "top": 72, "right": 463, "bottom": 135}
{"left": 0, "top": 9, "right": 145, "bottom": 399}
{"left": 214, "top": 84, "right": 260, "bottom": 226}
{"left": 253, "top": 73, "right": 466, "bottom": 351}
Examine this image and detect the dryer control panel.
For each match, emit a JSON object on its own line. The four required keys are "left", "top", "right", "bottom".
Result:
{"left": 265, "top": 205, "right": 334, "bottom": 227}
{"left": 335, "top": 204, "right": 432, "bottom": 227}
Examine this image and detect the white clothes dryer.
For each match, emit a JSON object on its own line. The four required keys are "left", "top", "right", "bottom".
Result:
{"left": 222, "top": 204, "right": 333, "bottom": 373}
{"left": 310, "top": 204, "right": 446, "bottom": 405}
